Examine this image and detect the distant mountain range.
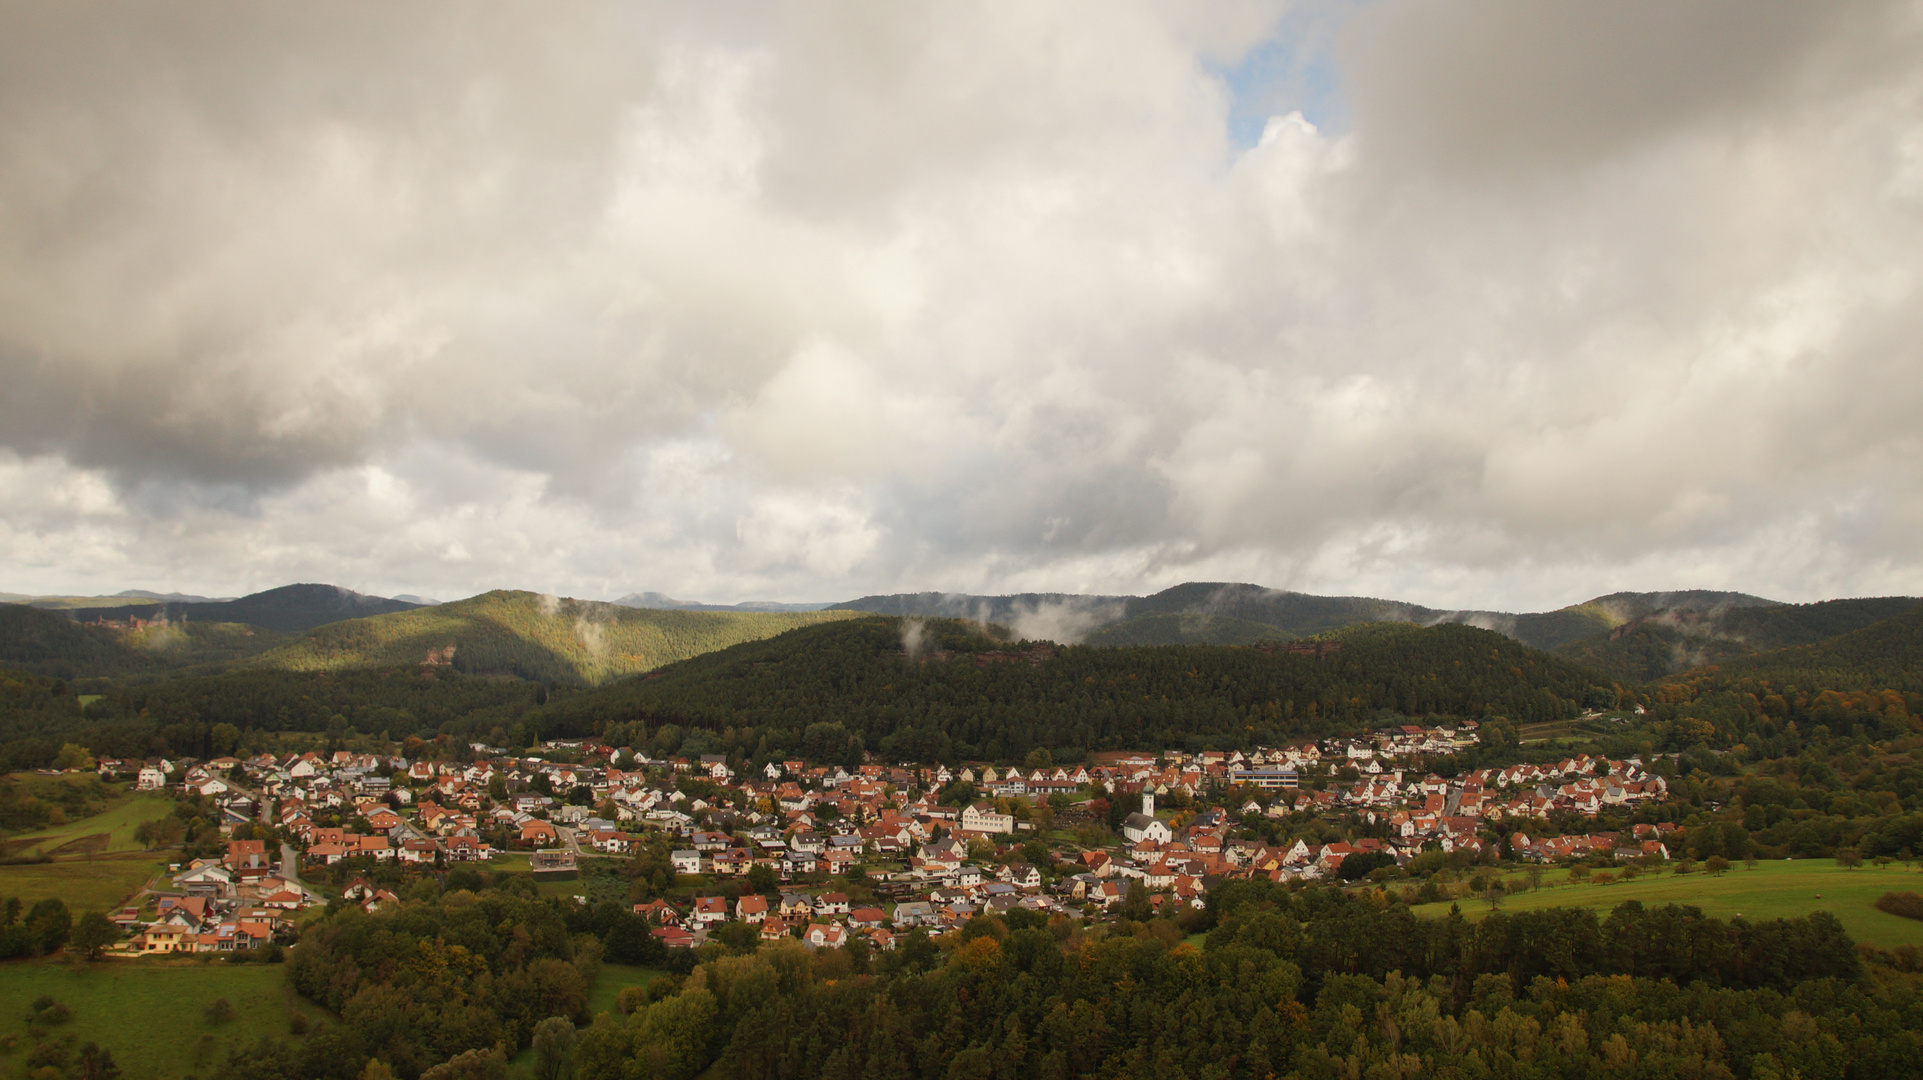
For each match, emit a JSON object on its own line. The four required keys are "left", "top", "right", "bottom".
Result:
{"left": 830, "top": 582, "right": 1783, "bottom": 651}
{"left": 4, "top": 578, "right": 1918, "bottom": 686}
{"left": 63, "top": 583, "right": 422, "bottom": 634}
{"left": 613, "top": 592, "right": 834, "bottom": 613}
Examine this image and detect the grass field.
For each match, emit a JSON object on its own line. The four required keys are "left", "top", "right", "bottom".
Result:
{"left": 0, "top": 793, "right": 177, "bottom": 912}
{"left": 588, "top": 963, "right": 664, "bottom": 1018}
{"left": 2, "top": 792, "right": 175, "bottom": 858}
{"left": 0, "top": 960, "right": 320, "bottom": 1080}
{"left": 505, "top": 962, "right": 663, "bottom": 1069}
{"left": 1410, "top": 860, "right": 1923, "bottom": 948}
{"left": 0, "top": 852, "right": 169, "bottom": 912}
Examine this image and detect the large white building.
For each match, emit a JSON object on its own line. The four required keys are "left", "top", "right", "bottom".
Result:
{"left": 1120, "top": 792, "right": 1172, "bottom": 844}
{"left": 961, "top": 802, "right": 1014, "bottom": 834}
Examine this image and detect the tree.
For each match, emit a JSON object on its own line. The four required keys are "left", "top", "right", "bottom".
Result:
{"left": 746, "top": 863, "right": 777, "bottom": 895}
{"left": 70, "top": 911, "right": 118, "bottom": 960}
{"left": 26, "top": 897, "right": 71, "bottom": 955}
{"left": 75, "top": 1042, "right": 121, "bottom": 1080}
{"left": 1837, "top": 848, "right": 1864, "bottom": 869}
{"left": 53, "top": 743, "right": 95, "bottom": 771}
{"left": 1706, "top": 856, "right": 1730, "bottom": 876}
{"left": 421, "top": 1047, "right": 513, "bottom": 1080}
{"left": 532, "top": 1016, "right": 577, "bottom": 1080}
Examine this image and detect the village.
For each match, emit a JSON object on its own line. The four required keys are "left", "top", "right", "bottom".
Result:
{"left": 94, "top": 718, "right": 1680, "bottom": 956}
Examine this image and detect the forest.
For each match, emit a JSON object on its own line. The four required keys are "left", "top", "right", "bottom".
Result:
{"left": 171, "top": 872, "right": 1905, "bottom": 1080}
{"left": 527, "top": 617, "right": 1618, "bottom": 765}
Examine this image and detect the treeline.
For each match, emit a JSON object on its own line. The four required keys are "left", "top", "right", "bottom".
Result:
{"left": 201, "top": 875, "right": 1906, "bottom": 1080}
{"left": 582, "top": 888, "right": 1885, "bottom": 1080}
{"left": 0, "top": 666, "right": 543, "bottom": 769}
{"left": 527, "top": 617, "right": 1614, "bottom": 764}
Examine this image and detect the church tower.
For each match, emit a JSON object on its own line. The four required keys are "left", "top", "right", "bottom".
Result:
{"left": 1142, "top": 791, "right": 1154, "bottom": 817}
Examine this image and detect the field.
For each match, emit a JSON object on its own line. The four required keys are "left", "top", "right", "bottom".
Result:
{"left": 0, "top": 854, "right": 168, "bottom": 913}
{"left": 588, "top": 963, "right": 664, "bottom": 1019}
{"left": 1410, "top": 859, "right": 1923, "bottom": 948}
{"left": 0, "top": 959, "right": 322, "bottom": 1080}
{"left": 0, "top": 792, "right": 176, "bottom": 911}
{"left": 2, "top": 792, "right": 175, "bottom": 858}
{"left": 505, "top": 962, "right": 662, "bottom": 1069}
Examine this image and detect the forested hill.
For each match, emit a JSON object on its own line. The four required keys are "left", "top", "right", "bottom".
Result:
{"left": 246, "top": 590, "right": 861, "bottom": 686}
{"left": 64, "top": 582, "right": 420, "bottom": 634}
{"left": 1558, "top": 596, "right": 1923, "bottom": 682}
{"left": 1664, "top": 604, "right": 1923, "bottom": 694}
{"left": 0, "top": 603, "right": 285, "bottom": 680}
{"left": 529, "top": 617, "right": 1617, "bottom": 763}
{"left": 832, "top": 580, "right": 1783, "bottom": 652}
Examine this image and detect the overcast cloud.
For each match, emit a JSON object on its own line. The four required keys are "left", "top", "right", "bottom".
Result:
{"left": 4, "top": 0, "right": 1922, "bottom": 611}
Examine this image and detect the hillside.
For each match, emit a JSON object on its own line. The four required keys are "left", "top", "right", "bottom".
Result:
{"left": 529, "top": 615, "right": 1615, "bottom": 762}
{"left": 830, "top": 581, "right": 1781, "bottom": 653}
{"left": 1558, "top": 596, "right": 1922, "bottom": 682}
{"left": 63, "top": 582, "right": 419, "bottom": 634}
{"left": 0, "top": 604, "right": 284, "bottom": 680}
{"left": 246, "top": 590, "right": 862, "bottom": 685}
{"left": 1080, "top": 611, "right": 1289, "bottom": 647}
{"left": 1668, "top": 604, "right": 1923, "bottom": 693}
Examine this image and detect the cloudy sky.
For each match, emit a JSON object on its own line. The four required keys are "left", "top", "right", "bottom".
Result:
{"left": 4, "top": 1, "right": 1922, "bottom": 611}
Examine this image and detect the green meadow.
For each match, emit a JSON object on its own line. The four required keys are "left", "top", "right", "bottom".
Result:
{"left": 0, "top": 960, "right": 326, "bottom": 1080}
{"left": 1410, "top": 859, "right": 1923, "bottom": 948}
{"left": 0, "top": 792, "right": 177, "bottom": 912}
{"left": 2, "top": 791, "right": 175, "bottom": 859}
{"left": 587, "top": 963, "right": 665, "bottom": 1018}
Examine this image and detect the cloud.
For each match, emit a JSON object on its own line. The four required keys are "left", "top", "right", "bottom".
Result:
{"left": 3, "top": 2, "right": 1923, "bottom": 611}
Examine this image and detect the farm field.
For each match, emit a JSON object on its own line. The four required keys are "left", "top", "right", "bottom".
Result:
{"left": 2, "top": 791, "right": 175, "bottom": 858}
{"left": 0, "top": 959, "right": 322, "bottom": 1080}
{"left": 0, "top": 852, "right": 168, "bottom": 912}
{"left": 1410, "top": 859, "right": 1923, "bottom": 948}
{"left": 0, "top": 792, "right": 177, "bottom": 911}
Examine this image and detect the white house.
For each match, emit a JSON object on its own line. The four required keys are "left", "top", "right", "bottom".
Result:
{"left": 960, "top": 802, "right": 1014, "bottom": 835}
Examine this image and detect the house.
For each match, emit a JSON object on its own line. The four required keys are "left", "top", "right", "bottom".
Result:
{"left": 848, "top": 907, "right": 887, "bottom": 929}
{"left": 891, "top": 902, "right": 936, "bottom": 928}
{"left": 691, "top": 897, "right": 729, "bottom": 926}
{"left": 671, "top": 850, "right": 702, "bottom": 875}
{"left": 520, "top": 820, "right": 558, "bottom": 847}
{"left": 814, "top": 892, "right": 851, "bottom": 916}
{"left": 1002, "top": 863, "right": 1042, "bottom": 890}
{"left": 137, "top": 766, "right": 169, "bottom": 790}
{"left": 653, "top": 926, "right": 697, "bottom": 949}
{"left": 736, "top": 895, "right": 769, "bottom": 924}
{"left": 960, "top": 802, "right": 1014, "bottom": 835}
{"left": 225, "top": 839, "right": 270, "bottom": 877}
{"left": 778, "top": 893, "right": 815, "bottom": 920}
{"left": 137, "top": 926, "right": 186, "bottom": 953}
{"left": 804, "top": 923, "right": 847, "bottom": 949}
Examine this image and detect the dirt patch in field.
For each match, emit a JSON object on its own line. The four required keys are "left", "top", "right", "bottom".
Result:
{"left": 45, "top": 833, "right": 110, "bottom": 857}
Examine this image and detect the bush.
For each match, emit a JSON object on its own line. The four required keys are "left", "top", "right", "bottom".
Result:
{"left": 204, "top": 998, "right": 235, "bottom": 1024}
{"left": 1875, "top": 891, "right": 1923, "bottom": 921}
{"left": 289, "top": 1011, "right": 309, "bottom": 1035}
